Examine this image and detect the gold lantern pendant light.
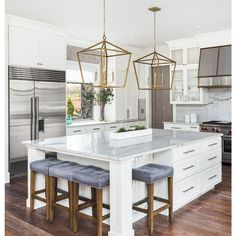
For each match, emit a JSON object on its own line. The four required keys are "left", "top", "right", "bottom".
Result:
{"left": 133, "top": 7, "right": 176, "bottom": 90}
{"left": 77, "top": 0, "right": 132, "bottom": 88}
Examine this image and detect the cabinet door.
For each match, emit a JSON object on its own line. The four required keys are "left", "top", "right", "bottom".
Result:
{"left": 171, "top": 49, "right": 183, "bottom": 65}
{"left": 198, "top": 47, "right": 218, "bottom": 77}
{"left": 9, "top": 26, "right": 40, "bottom": 67}
{"left": 41, "top": 32, "right": 66, "bottom": 70}
{"left": 186, "top": 68, "right": 200, "bottom": 102}
{"left": 217, "top": 45, "right": 231, "bottom": 76}
{"left": 171, "top": 70, "right": 184, "bottom": 102}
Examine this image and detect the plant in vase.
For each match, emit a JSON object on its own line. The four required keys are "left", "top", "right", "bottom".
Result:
{"left": 81, "top": 87, "right": 95, "bottom": 119}
{"left": 95, "top": 88, "right": 114, "bottom": 121}
{"left": 67, "top": 97, "right": 75, "bottom": 124}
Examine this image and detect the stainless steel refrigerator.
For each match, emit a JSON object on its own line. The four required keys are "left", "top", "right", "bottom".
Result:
{"left": 9, "top": 66, "right": 66, "bottom": 178}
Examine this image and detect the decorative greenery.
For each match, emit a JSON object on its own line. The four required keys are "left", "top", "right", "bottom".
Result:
{"left": 95, "top": 88, "right": 114, "bottom": 106}
{"left": 117, "top": 125, "right": 146, "bottom": 133}
{"left": 81, "top": 87, "right": 95, "bottom": 119}
{"left": 67, "top": 97, "right": 75, "bottom": 117}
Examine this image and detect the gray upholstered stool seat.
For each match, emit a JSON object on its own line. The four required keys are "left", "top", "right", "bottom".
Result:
{"left": 72, "top": 165, "right": 109, "bottom": 189}
{"left": 30, "top": 158, "right": 65, "bottom": 175}
{"left": 132, "top": 163, "right": 174, "bottom": 184}
{"left": 49, "top": 162, "right": 88, "bottom": 181}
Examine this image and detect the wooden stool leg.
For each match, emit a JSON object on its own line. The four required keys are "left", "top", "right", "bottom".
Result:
{"left": 30, "top": 170, "right": 36, "bottom": 213}
{"left": 147, "top": 183, "right": 154, "bottom": 236}
{"left": 49, "top": 176, "right": 56, "bottom": 222}
{"left": 71, "top": 183, "right": 79, "bottom": 232}
{"left": 91, "top": 187, "right": 97, "bottom": 218}
{"left": 168, "top": 176, "right": 173, "bottom": 224}
{"left": 45, "top": 175, "right": 51, "bottom": 220}
{"left": 96, "top": 189, "right": 103, "bottom": 236}
{"left": 68, "top": 181, "right": 73, "bottom": 229}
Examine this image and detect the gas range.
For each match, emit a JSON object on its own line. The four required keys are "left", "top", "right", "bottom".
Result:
{"left": 200, "top": 120, "right": 231, "bottom": 137}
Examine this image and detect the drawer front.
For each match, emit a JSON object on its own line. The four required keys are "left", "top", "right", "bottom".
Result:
{"left": 124, "top": 121, "right": 145, "bottom": 129}
{"left": 189, "top": 125, "right": 200, "bottom": 132}
{"left": 164, "top": 123, "right": 189, "bottom": 131}
{"left": 200, "top": 148, "right": 222, "bottom": 170}
{"left": 199, "top": 164, "right": 221, "bottom": 194}
{"left": 66, "top": 127, "right": 87, "bottom": 135}
{"left": 86, "top": 125, "right": 104, "bottom": 133}
{"left": 202, "top": 137, "right": 221, "bottom": 151}
{"left": 173, "top": 137, "right": 221, "bottom": 162}
{"left": 174, "top": 156, "right": 199, "bottom": 182}
{"left": 104, "top": 124, "right": 123, "bottom": 131}
{"left": 174, "top": 175, "right": 199, "bottom": 209}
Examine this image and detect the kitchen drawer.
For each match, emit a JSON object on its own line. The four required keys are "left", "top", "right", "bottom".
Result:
{"left": 199, "top": 164, "right": 221, "bottom": 194}
{"left": 86, "top": 125, "right": 104, "bottom": 133}
{"left": 173, "top": 137, "right": 221, "bottom": 162}
{"left": 202, "top": 137, "right": 221, "bottom": 151}
{"left": 104, "top": 123, "right": 123, "bottom": 131}
{"left": 189, "top": 125, "right": 200, "bottom": 132}
{"left": 164, "top": 123, "right": 189, "bottom": 131}
{"left": 174, "top": 174, "right": 199, "bottom": 209}
{"left": 200, "top": 148, "right": 221, "bottom": 171}
{"left": 66, "top": 127, "right": 87, "bottom": 136}
{"left": 124, "top": 121, "right": 145, "bottom": 129}
{"left": 174, "top": 156, "right": 199, "bottom": 182}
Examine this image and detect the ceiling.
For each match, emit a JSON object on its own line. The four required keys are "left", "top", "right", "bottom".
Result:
{"left": 5, "top": 0, "right": 231, "bottom": 48}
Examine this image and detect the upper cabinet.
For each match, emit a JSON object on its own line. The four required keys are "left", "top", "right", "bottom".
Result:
{"left": 168, "top": 42, "right": 208, "bottom": 105}
{"left": 198, "top": 45, "right": 231, "bottom": 87}
{"left": 9, "top": 25, "right": 66, "bottom": 71}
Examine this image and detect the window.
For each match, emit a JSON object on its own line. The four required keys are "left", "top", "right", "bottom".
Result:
{"left": 66, "top": 60, "right": 96, "bottom": 120}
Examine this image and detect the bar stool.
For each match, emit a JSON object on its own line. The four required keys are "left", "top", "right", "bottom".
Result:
{"left": 70, "top": 165, "right": 110, "bottom": 236}
{"left": 29, "top": 158, "right": 66, "bottom": 220}
{"left": 132, "top": 163, "right": 174, "bottom": 236}
{"left": 48, "top": 161, "right": 87, "bottom": 225}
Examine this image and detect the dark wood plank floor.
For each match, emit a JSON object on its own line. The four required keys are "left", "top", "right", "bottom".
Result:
{"left": 5, "top": 165, "right": 231, "bottom": 236}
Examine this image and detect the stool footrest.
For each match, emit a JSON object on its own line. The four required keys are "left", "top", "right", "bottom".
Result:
{"left": 34, "top": 195, "right": 46, "bottom": 203}
{"left": 154, "top": 196, "right": 169, "bottom": 204}
{"left": 35, "top": 189, "right": 45, "bottom": 194}
{"left": 153, "top": 203, "right": 170, "bottom": 216}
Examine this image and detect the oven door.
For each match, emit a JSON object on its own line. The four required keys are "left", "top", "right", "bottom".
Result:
{"left": 222, "top": 136, "right": 231, "bottom": 164}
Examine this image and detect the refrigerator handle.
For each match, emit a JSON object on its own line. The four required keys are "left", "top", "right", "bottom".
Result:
{"left": 35, "top": 96, "right": 39, "bottom": 139}
{"left": 30, "top": 97, "right": 36, "bottom": 140}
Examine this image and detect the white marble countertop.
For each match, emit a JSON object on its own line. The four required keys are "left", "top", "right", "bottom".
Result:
{"left": 23, "top": 129, "right": 222, "bottom": 162}
{"left": 67, "top": 119, "right": 146, "bottom": 127}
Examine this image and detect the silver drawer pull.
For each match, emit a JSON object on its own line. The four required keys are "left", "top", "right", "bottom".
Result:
{"left": 73, "top": 130, "right": 81, "bottom": 133}
{"left": 208, "top": 156, "right": 217, "bottom": 161}
{"left": 110, "top": 126, "right": 117, "bottom": 128}
{"left": 190, "top": 126, "right": 198, "bottom": 129}
{"left": 183, "top": 165, "right": 194, "bottom": 171}
{"left": 208, "top": 175, "right": 217, "bottom": 180}
{"left": 183, "top": 150, "right": 195, "bottom": 154}
{"left": 208, "top": 143, "right": 217, "bottom": 147}
{"left": 93, "top": 128, "right": 100, "bottom": 130}
{"left": 183, "top": 186, "right": 194, "bottom": 193}
{"left": 171, "top": 126, "right": 181, "bottom": 129}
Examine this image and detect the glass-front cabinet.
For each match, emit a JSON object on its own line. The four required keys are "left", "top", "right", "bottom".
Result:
{"left": 170, "top": 44, "right": 208, "bottom": 104}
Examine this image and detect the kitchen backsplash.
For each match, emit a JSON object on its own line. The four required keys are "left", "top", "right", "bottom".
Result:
{"left": 176, "top": 88, "right": 231, "bottom": 122}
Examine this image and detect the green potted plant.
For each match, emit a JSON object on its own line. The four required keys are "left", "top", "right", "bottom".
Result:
{"left": 67, "top": 97, "right": 75, "bottom": 124}
{"left": 95, "top": 88, "right": 114, "bottom": 121}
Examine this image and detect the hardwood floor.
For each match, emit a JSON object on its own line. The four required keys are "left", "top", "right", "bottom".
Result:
{"left": 5, "top": 165, "right": 231, "bottom": 236}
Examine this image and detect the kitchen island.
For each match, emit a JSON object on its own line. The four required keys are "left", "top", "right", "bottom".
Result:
{"left": 23, "top": 129, "right": 222, "bottom": 236}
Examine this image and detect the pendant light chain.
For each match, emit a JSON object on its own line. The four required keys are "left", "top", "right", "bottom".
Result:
{"left": 154, "top": 11, "right": 156, "bottom": 52}
{"left": 103, "top": 0, "right": 106, "bottom": 40}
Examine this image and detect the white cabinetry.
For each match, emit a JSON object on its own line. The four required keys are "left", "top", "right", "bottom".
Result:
{"left": 163, "top": 122, "right": 200, "bottom": 132}
{"left": 9, "top": 25, "right": 66, "bottom": 70}
{"left": 66, "top": 120, "right": 146, "bottom": 136}
{"left": 167, "top": 39, "right": 208, "bottom": 104}
{"left": 9, "top": 26, "right": 40, "bottom": 68}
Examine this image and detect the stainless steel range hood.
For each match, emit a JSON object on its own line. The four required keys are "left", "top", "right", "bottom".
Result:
{"left": 198, "top": 45, "right": 231, "bottom": 88}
